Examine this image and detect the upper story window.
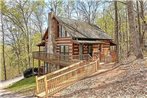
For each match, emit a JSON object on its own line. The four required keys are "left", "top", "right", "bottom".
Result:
{"left": 59, "top": 25, "right": 70, "bottom": 37}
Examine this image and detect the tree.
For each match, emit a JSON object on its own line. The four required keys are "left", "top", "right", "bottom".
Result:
{"left": 114, "top": 1, "right": 119, "bottom": 62}
{"left": 136, "top": 1, "right": 141, "bottom": 43}
{"left": 1, "top": 13, "right": 7, "bottom": 80}
{"left": 127, "top": 1, "right": 143, "bottom": 59}
{"left": 140, "top": 1, "right": 146, "bottom": 48}
{"left": 1, "top": 0, "right": 44, "bottom": 70}
{"left": 77, "top": 0, "right": 100, "bottom": 24}
{"left": 46, "top": 0, "right": 63, "bottom": 16}
{"left": 32, "top": 0, "right": 46, "bottom": 38}
{"left": 63, "top": 0, "right": 75, "bottom": 18}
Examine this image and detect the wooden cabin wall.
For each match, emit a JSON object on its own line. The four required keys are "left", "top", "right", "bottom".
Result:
{"left": 101, "top": 43, "right": 111, "bottom": 62}
{"left": 103, "top": 43, "right": 110, "bottom": 56}
{"left": 92, "top": 44, "right": 100, "bottom": 54}
{"left": 55, "top": 38, "right": 73, "bottom": 55}
{"left": 73, "top": 43, "right": 79, "bottom": 55}
{"left": 83, "top": 44, "right": 88, "bottom": 54}
{"left": 73, "top": 43, "right": 92, "bottom": 55}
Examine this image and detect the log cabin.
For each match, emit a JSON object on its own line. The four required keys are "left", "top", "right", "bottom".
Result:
{"left": 32, "top": 11, "right": 116, "bottom": 75}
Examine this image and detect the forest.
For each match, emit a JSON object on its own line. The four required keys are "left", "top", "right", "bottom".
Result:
{"left": 0, "top": 0, "right": 147, "bottom": 81}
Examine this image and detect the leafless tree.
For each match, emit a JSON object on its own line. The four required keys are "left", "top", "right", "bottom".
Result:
{"left": 127, "top": 1, "right": 143, "bottom": 59}
{"left": 1, "top": 13, "right": 7, "bottom": 80}
{"left": 46, "top": 0, "right": 63, "bottom": 16}
{"left": 139, "top": 1, "right": 146, "bottom": 48}
{"left": 32, "top": 1, "right": 46, "bottom": 38}
{"left": 77, "top": 0, "right": 101, "bottom": 24}
{"left": 63, "top": 0, "right": 75, "bottom": 18}
{"left": 114, "top": 1, "right": 119, "bottom": 62}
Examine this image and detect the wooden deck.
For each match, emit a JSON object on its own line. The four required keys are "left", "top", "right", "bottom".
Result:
{"left": 35, "top": 55, "right": 99, "bottom": 98}
{"left": 32, "top": 51, "right": 92, "bottom": 66}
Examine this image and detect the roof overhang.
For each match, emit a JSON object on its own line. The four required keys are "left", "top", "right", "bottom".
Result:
{"left": 36, "top": 41, "right": 45, "bottom": 47}
{"left": 110, "top": 41, "right": 116, "bottom": 46}
{"left": 42, "top": 28, "right": 48, "bottom": 40}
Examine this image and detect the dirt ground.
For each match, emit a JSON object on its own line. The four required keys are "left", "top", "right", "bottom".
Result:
{"left": 53, "top": 57, "right": 147, "bottom": 98}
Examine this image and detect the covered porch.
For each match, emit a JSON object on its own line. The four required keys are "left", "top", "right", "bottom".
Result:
{"left": 73, "top": 39, "right": 116, "bottom": 63}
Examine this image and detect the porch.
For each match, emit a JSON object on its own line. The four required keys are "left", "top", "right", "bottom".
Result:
{"left": 32, "top": 51, "right": 94, "bottom": 75}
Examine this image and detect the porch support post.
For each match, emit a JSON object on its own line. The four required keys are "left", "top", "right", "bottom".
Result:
{"left": 44, "top": 61, "right": 46, "bottom": 74}
{"left": 38, "top": 46, "right": 41, "bottom": 76}
{"left": 79, "top": 43, "right": 83, "bottom": 60}
{"left": 32, "top": 58, "right": 34, "bottom": 74}
{"left": 47, "top": 63, "right": 49, "bottom": 73}
{"left": 100, "top": 44, "right": 102, "bottom": 62}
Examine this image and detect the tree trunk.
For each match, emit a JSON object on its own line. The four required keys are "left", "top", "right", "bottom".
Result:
{"left": 140, "top": 1, "right": 146, "bottom": 48}
{"left": 136, "top": 1, "right": 142, "bottom": 43}
{"left": 114, "top": 1, "right": 119, "bottom": 62}
{"left": 127, "top": 1, "right": 143, "bottom": 59}
{"left": 125, "top": 7, "right": 129, "bottom": 56}
{"left": 1, "top": 14, "right": 7, "bottom": 80}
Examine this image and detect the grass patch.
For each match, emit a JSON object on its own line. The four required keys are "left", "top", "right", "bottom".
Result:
{"left": 7, "top": 76, "right": 36, "bottom": 92}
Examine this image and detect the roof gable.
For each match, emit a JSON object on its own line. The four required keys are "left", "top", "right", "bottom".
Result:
{"left": 56, "top": 17, "right": 112, "bottom": 40}
{"left": 42, "top": 15, "right": 112, "bottom": 40}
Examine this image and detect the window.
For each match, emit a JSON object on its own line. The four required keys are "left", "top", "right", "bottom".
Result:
{"left": 60, "top": 45, "right": 69, "bottom": 55}
{"left": 59, "top": 25, "right": 69, "bottom": 37}
{"left": 61, "top": 26, "right": 65, "bottom": 37}
{"left": 60, "top": 45, "right": 69, "bottom": 60}
{"left": 59, "top": 25, "right": 62, "bottom": 37}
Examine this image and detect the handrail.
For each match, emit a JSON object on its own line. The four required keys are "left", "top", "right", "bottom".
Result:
{"left": 32, "top": 51, "right": 79, "bottom": 64}
{"left": 47, "top": 61, "right": 96, "bottom": 81}
{"left": 45, "top": 61, "right": 83, "bottom": 79}
{"left": 43, "top": 58, "right": 91, "bottom": 80}
{"left": 32, "top": 51, "right": 93, "bottom": 62}
{"left": 35, "top": 58, "right": 99, "bottom": 97}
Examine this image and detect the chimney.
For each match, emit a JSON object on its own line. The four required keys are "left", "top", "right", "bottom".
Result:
{"left": 47, "top": 10, "right": 54, "bottom": 54}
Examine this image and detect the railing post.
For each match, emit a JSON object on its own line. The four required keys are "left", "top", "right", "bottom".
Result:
{"left": 44, "top": 76, "right": 48, "bottom": 98}
{"left": 96, "top": 59, "right": 99, "bottom": 71}
{"left": 35, "top": 76, "right": 39, "bottom": 94}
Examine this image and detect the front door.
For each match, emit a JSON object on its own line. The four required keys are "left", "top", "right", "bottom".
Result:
{"left": 88, "top": 44, "right": 93, "bottom": 56}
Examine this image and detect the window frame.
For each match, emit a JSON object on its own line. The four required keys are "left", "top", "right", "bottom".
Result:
{"left": 59, "top": 25, "right": 69, "bottom": 37}
{"left": 60, "top": 45, "right": 69, "bottom": 55}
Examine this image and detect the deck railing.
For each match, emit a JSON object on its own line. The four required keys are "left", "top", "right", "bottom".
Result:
{"left": 35, "top": 58, "right": 99, "bottom": 97}
{"left": 32, "top": 51, "right": 93, "bottom": 64}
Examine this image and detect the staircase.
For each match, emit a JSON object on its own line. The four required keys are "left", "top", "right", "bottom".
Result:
{"left": 35, "top": 55, "right": 99, "bottom": 98}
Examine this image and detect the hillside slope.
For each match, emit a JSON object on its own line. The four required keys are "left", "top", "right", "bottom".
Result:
{"left": 54, "top": 57, "right": 147, "bottom": 98}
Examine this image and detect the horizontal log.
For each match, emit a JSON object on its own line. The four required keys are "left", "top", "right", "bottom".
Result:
{"left": 56, "top": 43, "right": 73, "bottom": 46}
{"left": 56, "top": 37, "right": 72, "bottom": 40}
{"left": 73, "top": 49, "right": 79, "bottom": 51}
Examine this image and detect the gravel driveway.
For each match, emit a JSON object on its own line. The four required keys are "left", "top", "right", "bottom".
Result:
{"left": 0, "top": 75, "right": 24, "bottom": 89}
{"left": 0, "top": 89, "right": 36, "bottom": 98}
